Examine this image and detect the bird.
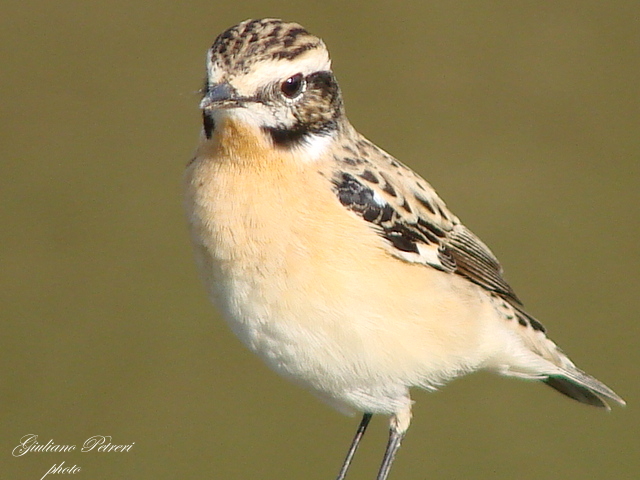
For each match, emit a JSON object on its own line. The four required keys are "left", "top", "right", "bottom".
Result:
{"left": 184, "top": 18, "right": 625, "bottom": 480}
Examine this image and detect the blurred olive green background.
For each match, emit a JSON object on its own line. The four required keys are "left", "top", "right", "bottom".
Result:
{"left": 2, "top": 1, "right": 639, "bottom": 479}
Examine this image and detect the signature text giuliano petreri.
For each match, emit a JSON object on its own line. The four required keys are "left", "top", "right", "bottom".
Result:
{"left": 12, "top": 434, "right": 134, "bottom": 479}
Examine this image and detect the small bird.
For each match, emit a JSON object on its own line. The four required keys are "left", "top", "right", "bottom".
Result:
{"left": 184, "top": 18, "right": 625, "bottom": 480}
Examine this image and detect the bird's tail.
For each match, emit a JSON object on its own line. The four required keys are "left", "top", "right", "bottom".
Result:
{"left": 542, "top": 367, "right": 626, "bottom": 410}
{"left": 494, "top": 302, "right": 625, "bottom": 410}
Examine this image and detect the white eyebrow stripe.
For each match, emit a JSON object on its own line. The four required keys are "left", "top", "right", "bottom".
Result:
{"left": 229, "top": 50, "right": 332, "bottom": 96}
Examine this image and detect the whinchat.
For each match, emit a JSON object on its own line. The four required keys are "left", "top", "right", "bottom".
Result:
{"left": 184, "top": 18, "right": 625, "bottom": 480}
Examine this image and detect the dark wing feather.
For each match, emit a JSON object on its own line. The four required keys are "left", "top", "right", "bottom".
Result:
{"left": 443, "top": 226, "right": 522, "bottom": 305}
{"left": 328, "top": 135, "right": 523, "bottom": 309}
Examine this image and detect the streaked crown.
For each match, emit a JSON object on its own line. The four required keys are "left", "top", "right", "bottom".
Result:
{"left": 208, "top": 19, "right": 327, "bottom": 75}
{"left": 201, "top": 19, "right": 345, "bottom": 149}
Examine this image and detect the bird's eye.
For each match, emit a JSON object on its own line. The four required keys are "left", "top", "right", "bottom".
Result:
{"left": 280, "top": 73, "right": 305, "bottom": 98}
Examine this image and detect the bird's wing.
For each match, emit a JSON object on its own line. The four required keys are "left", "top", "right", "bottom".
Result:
{"left": 328, "top": 136, "right": 527, "bottom": 310}
{"left": 326, "top": 136, "right": 630, "bottom": 407}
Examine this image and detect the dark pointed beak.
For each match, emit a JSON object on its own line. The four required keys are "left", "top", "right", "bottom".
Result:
{"left": 200, "top": 82, "right": 239, "bottom": 110}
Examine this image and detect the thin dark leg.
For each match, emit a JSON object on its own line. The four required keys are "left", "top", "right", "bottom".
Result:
{"left": 335, "top": 413, "right": 373, "bottom": 480}
{"left": 375, "top": 427, "right": 405, "bottom": 480}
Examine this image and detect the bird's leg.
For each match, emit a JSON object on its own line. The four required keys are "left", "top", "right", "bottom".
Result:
{"left": 375, "top": 406, "right": 411, "bottom": 480}
{"left": 335, "top": 413, "right": 372, "bottom": 480}
{"left": 375, "top": 428, "right": 405, "bottom": 480}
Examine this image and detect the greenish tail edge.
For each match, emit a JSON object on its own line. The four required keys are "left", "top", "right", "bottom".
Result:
{"left": 542, "top": 369, "right": 625, "bottom": 410}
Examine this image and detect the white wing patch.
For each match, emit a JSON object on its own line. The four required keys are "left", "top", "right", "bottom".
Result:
{"left": 416, "top": 243, "right": 445, "bottom": 269}
{"left": 371, "top": 189, "right": 387, "bottom": 207}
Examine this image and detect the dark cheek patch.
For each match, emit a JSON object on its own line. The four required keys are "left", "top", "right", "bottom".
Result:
{"left": 257, "top": 70, "right": 343, "bottom": 149}
{"left": 264, "top": 125, "right": 308, "bottom": 146}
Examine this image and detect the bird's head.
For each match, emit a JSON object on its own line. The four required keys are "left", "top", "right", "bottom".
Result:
{"left": 200, "top": 19, "right": 344, "bottom": 153}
